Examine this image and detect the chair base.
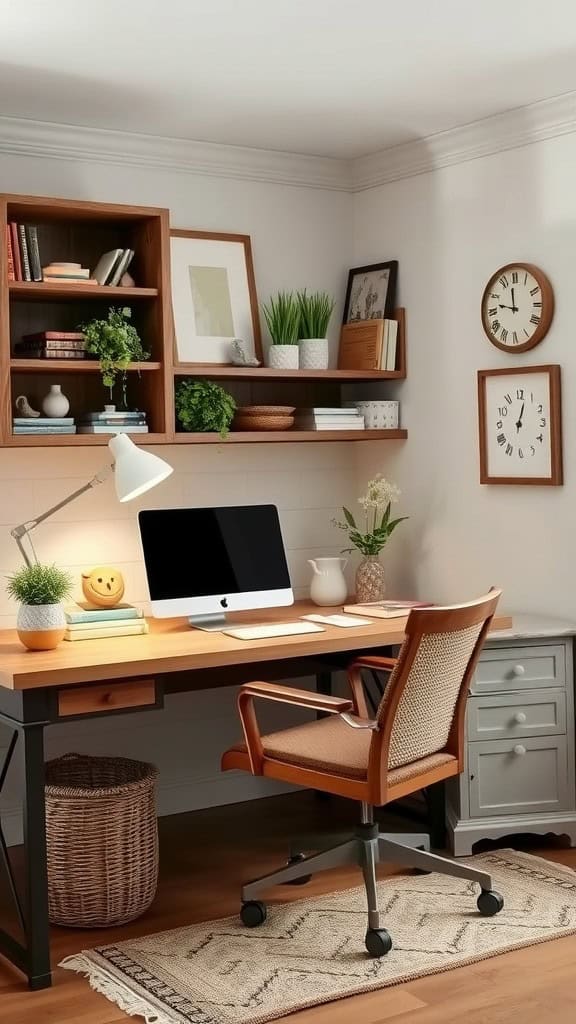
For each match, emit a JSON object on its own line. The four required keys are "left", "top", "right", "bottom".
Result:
{"left": 241, "top": 817, "right": 503, "bottom": 955}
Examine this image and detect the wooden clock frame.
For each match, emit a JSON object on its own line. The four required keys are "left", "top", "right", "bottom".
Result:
{"left": 481, "top": 263, "right": 554, "bottom": 353}
{"left": 478, "top": 364, "right": 563, "bottom": 485}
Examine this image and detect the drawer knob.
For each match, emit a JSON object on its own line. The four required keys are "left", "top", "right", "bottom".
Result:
{"left": 512, "top": 664, "right": 525, "bottom": 677}
{"left": 514, "top": 711, "right": 527, "bottom": 724}
{"left": 513, "top": 744, "right": 527, "bottom": 757}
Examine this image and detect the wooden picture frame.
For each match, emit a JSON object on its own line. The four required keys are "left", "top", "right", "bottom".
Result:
{"left": 478, "top": 364, "right": 562, "bottom": 485}
{"left": 342, "top": 260, "right": 398, "bottom": 324}
{"left": 170, "top": 230, "right": 262, "bottom": 366}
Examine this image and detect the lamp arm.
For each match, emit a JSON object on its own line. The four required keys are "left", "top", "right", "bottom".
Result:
{"left": 11, "top": 464, "right": 113, "bottom": 567}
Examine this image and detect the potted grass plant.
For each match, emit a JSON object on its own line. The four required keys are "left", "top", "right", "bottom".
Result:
{"left": 297, "top": 290, "right": 335, "bottom": 369}
{"left": 262, "top": 291, "right": 300, "bottom": 370}
{"left": 7, "top": 563, "right": 73, "bottom": 650}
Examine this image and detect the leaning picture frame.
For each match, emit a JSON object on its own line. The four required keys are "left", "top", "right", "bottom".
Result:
{"left": 342, "top": 260, "right": 398, "bottom": 323}
{"left": 170, "top": 230, "right": 263, "bottom": 365}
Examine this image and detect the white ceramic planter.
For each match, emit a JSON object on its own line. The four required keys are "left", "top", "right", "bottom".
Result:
{"left": 352, "top": 401, "right": 399, "bottom": 429}
{"left": 17, "top": 603, "right": 66, "bottom": 651}
{"left": 267, "top": 345, "right": 299, "bottom": 370}
{"left": 299, "top": 338, "right": 329, "bottom": 370}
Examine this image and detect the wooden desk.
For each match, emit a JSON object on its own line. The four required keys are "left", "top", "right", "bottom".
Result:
{"left": 0, "top": 601, "right": 511, "bottom": 989}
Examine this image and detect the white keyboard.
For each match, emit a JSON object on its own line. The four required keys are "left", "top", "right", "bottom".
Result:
{"left": 222, "top": 621, "right": 325, "bottom": 641}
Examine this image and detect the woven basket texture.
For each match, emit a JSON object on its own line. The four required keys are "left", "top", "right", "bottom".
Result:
{"left": 45, "top": 753, "right": 159, "bottom": 928}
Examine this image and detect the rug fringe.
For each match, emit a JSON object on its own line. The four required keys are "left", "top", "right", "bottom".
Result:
{"left": 60, "top": 954, "right": 182, "bottom": 1024}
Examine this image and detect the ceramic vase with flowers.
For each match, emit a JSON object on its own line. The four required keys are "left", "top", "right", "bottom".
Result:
{"left": 333, "top": 474, "right": 407, "bottom": 603}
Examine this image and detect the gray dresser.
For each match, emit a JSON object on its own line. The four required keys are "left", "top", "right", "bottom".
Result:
{"left": 447, "top": 616, "right": 576, "bottom": 856}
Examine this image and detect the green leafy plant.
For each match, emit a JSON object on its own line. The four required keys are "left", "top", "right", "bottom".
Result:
{"left": 80, "top": 307, "right": 150, "bottom": 401}
{"left": 175, "top": 379, "right": 236, "bottom": 438}
{"left": 297, "top": 290, "right": 335, "bottom": 338}
{"left": 6, "top": 563, "right": 73, "bottom": 606}
{"left": 333, "top": 474, "right": 407, "bottom": 556}
{"left": 262, "top": 291, "right": 300, "bottom": 345}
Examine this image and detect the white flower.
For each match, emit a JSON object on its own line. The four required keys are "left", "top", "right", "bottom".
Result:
{"left": 358, "top": 474, "right": 400, "bottom": 510}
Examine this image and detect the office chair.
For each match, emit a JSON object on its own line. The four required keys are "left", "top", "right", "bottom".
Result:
{"left": 222, "top": 590, "right": 504, "bottom": 957}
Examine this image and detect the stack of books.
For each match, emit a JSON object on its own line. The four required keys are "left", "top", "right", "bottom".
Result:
{"left": 293, "top": 407, "right": 365, "bottom": 431}
{"left": 42, "top": 262, "right": 95, "bottom": 284}
{"left": 93, "top": 249, "right": 135, "bottom": 286}
{"left": 77, "top": 410, "right": 148, "bottom": 434}
{"left": 13, "top": 417, "right": 76, "bottom": 436}
{"left": 64, "top": 604, "right": 148, "bottom": 642}
{"left": 15, "top": 331, "right": 86, "bottom": 360}
{"left": 6, "top": 223, "right": 43, "bottom": 282}
{"left": 338, "top": 317, "right": 398, "bottom": 371}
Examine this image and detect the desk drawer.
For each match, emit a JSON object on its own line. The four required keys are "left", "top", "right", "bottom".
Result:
{"left": 468, "top": 736, "right": 570, "bottom": 818}
{"left": 57, "top": 678, "right": 157, "bottom": 717}
{"left": 472, "top": 645, "right": 566, "bottom": 694}
{"left": 467, "top": 689, "right": 566, "bottom": 741}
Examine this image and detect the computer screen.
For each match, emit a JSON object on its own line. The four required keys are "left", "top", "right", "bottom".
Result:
{"left": 138, "top": 505, "right": 293, "bottom": 623}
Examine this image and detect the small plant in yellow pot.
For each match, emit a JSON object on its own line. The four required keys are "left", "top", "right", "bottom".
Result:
{"left": 7, "top": 563, "right": 72, "bottom": 651}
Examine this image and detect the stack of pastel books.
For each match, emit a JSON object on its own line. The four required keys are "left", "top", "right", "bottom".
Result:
{"left": 77, "top": 410, "right": 148, "bottom": 434}
{"left": 64, "top": 604, "right": 149, "bottom": 641}
{"left": 13, "top": 417, "right": 76, "bottom": 435}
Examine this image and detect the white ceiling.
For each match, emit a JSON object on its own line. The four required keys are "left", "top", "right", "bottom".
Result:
{"left": 3, "top": 0, "right": 576, "bottom": 159}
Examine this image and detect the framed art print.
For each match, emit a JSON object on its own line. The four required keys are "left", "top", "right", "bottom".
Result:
{"left": 170, "top": 230, "right": 262, "bottom": 365}
{"left": 342, "top": 260, "right": 398, "bottom": 324}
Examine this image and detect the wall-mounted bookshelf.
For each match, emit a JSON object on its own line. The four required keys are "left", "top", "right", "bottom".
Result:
{"left": 1, "top": 193, "right": 407, "bottom": 446}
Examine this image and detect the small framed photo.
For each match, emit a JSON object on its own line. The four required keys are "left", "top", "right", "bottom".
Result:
{"left": 170, "top": 230, "right": 263, "bottom": 365}
{"left": 343, "top": 260, "right": 398, "bottom": 323}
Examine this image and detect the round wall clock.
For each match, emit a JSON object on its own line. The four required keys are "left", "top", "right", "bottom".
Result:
{"left": 481, "top": 263, "right": 554, "bottom": 353}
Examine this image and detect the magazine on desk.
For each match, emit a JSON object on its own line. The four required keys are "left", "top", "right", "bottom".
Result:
{"left": 343, "top": 600, "right": 432, "bottom": 619}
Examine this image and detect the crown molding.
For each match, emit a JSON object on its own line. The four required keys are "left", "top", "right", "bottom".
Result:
{"left": 352, "top": 91, "right": 576, "bottom": 191}
{"left": 0, "top": 115, "right": 353, "bottom": 192}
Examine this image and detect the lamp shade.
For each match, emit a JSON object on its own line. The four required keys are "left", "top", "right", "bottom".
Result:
{"left": 109, "top": 433, "right": 173, "bottom": 502}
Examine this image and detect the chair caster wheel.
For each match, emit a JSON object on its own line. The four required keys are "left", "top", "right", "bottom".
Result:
{"left": 240, "top": 900, "right": 267, "bottom": 927}
{"left": 477, "top": 889, "right": 504, "bottom": 916}
{"left": 365, "top": 927, "right": 393, "bottom": 957}
{"left": 284, "top": 853, "right": 312, "bottom": 886}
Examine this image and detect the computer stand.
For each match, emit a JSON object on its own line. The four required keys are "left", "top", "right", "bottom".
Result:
{"left": 188, "top": 613, "right": 230, "bottom": 631}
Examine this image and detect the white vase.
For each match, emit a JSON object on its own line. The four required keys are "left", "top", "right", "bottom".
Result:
{"left": 299, "top": 338, "right": 329, "bottom": 369}
{"left": 42, "top": 384, "right": 70, "bottom": 418}
{"left": 308, "top": 557, "right": 348, "bottom": 606}
{"left": 267, "top": 345, "right": 299, "bottom": 370}
{"left": 17, "top": 603, "right": 66, "bottom": 650}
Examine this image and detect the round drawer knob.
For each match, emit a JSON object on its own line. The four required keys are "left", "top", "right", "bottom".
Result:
{"left": 514, "top": 711, "right": 527, "bottom": 724}
{"left": 513, "top": 744, "right": 527, "bottom": 757}
{"left": 512, "top": 664, "right": 525, "bottom": 677}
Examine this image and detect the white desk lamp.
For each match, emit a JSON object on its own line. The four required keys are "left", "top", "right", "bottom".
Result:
{"left": 12, "top": 433, "right": 173, "bottom": 567}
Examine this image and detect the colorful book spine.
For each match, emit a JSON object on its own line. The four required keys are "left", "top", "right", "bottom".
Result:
{"left": 65, "top": 605, "right": 143, "bottom": 624}
{"left": 18, "top": 225, "right": 31, "bottom": 281}
{"left": 63, "top": 621, "right": 149, "bottom": 641}
{"left": 77, "top": 425, "right": 149, "bottom": 434}
{"left": 13, "top": 417, "right": 74, "bottom": 426}
{"left": 25, "top": 226, "right": 42, "bottom": 281}
{"left": 10, "top": 223, "right": 22, "bottom": 280}
{"left": 6, "top": 225, "right": 15, "bottom": 281}
{"left": 22, "top": 332, "right": 85, "bottom": 342}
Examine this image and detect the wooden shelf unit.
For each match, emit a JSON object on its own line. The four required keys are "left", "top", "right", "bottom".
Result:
{"left": 1, "top": 193, "right": 407, "bottom": 446}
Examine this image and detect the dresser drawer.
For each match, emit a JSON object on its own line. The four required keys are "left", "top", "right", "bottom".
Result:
{"left": 57, "top": 678, "right": 157, "bottom": 717}
{"left": 467, "top": 689, "right": 566, "bottom": 741}
{"left": 468, "top": 736, "right": 570, "bottom": 818}
{"left": 472, "top": 644, "right": 566, "bottom": 694}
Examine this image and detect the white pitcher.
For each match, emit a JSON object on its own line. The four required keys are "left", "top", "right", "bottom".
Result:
{"left": 308, "top": 557, "right": 348, "bottom": 606}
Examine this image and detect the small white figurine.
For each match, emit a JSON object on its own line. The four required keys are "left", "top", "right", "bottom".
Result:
{"left": 14, "top": 395, "right": 41, "bottom": 418}
{"left": 230, "top": 338, "right": 260, "bottom": 367}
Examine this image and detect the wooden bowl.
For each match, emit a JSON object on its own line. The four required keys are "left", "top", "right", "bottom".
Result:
{"left": 233, "top": 415, "right": 295, "bottom": 431}
{"left": 235, "top": 405, "right": 295, "bottom": 417}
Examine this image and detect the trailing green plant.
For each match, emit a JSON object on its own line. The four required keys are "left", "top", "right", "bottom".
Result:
{"left": 80, "top": 306, "right": 150, "bottom": 402}
{"left": 297, "top": 290, "right": 335, "bottom": 338}
{"left": 175, "top": 379, "right": 236, "bottom": 438}
{"left": 333, "top": 474, "right": 407, "bottom": 556}
{"left": 261, "top": 291, "right": 300, "bottom": 345}
{"left": 6, "top": 563, "right": 73, "bottom": 606}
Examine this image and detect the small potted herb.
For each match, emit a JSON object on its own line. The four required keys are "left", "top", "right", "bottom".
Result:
{"left": 80, "top": 307, "right": 150, "bottom": 406}
{"left": 262, "top": 292, "right": 300, "bottom": 370}
{"left": 297, "top": 290, "right": 335, "bottom": 369}
{"left": 7, "top": 563, "right": 73, "bottom": 650}
{"left": 175, "top": 379, "right": 236, "bottom": 438}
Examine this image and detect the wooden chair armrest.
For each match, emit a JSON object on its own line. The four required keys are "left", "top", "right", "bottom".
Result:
{"left": 353, "top": 656, "right": 398, "bottom": 671}
{"left": 237, "top": 682, "right": 353, "bottom": 774}
{"left": 347, "top": 656, "right": 398, "bottom": 718}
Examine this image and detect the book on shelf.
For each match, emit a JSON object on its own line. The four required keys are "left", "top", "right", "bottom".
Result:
{"left": 13, "top": 425, "right": 77, "bottom": 434}
{"left": 6, "top": 225, "right": 15, "bottom": 281}
{"left": 338, "top": 319, "right": 385, "bottom": 370}
{"left": 81, "top": 410, "right": 146, "bottom": 421}
{"left": 79, "top": 417, "right": 146, "bottom": 427}
{"left": 65, "top": 603, "right": 144, "bottom": 624}
{"left": 65, "top": 615, "right": 145, "bottom": 632}
{"left": 108, "top": 249, "right": 134, "bottom": 287}
{"left": 63, "top": 620, "right": 149, "bottom": 641}
{"left": 25, "top": 226, "right": 42, "bottom": 281}
{"left": 92, "top": 249, "right": 124, "bottom": 285}
{"left": 343, "top": 600, "right": 433, "bottom": 619}
{"left": 294, "top": 408, "right": 365, "bottom": 430}
{"left": 381, "top": 318, "right": 399, "bottom": 371}
{"left": 13, "top": 417, "right": 74, "bottom": 426}
{"left": 9, "top": 223, "right": 22, "bottom": 281}
{"left": 43, "top": 264, "right": 91, "bottom": 280}
{"left": 22, "top": 331, "right": 85, "bottom": 343}
{"left": 16, "top": 348, "right": 86, "bottom": 360}
{"left": 77, "top": 424, "right": 149, "bottom": 434}
{"left": 18, "top": 224, "right": 32, "bottom": 281}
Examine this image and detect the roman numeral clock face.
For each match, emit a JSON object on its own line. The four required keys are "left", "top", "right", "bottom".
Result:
{"left": 481, "top": 264, "right": 554, "bottom": 352}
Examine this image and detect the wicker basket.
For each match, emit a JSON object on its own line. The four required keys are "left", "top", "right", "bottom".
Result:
{"left": 45, "top": 753, "right": 159, "bottom": 928}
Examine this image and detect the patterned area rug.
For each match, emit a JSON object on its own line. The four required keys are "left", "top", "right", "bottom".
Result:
{"left": 61, "top": 850, "right": 576, "bottom": 1024}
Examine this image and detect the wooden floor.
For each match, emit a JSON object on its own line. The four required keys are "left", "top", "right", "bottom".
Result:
{"left": 2, "top": 791, "right": 576, "bottom": 1023}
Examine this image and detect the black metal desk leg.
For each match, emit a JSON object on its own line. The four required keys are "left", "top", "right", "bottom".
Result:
{"left": 21, "top": 723, "right": 51, "bottom": 990}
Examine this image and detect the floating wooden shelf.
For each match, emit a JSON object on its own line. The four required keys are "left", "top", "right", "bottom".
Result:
{"left": 8, "top": 281, "right": 158, "bottom": 301}
{"left": 173, "top": 365, "right": 405, "bottom": 381}
{"left": 11, "top": 359, "right": 162, "bottom": 373}
{"left": 173, "top": 429, "right": 408, "bottom": 444}
{"left": 7, "top": 433, "right": 168, "bottom": 447}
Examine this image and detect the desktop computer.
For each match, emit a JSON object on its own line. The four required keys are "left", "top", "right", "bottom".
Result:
{"left": 138, "top": 504, "right": 300, "bottom": 632}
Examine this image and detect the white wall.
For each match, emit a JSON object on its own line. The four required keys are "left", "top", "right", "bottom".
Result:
{"left": 0, "top": 151, "right": 357, "bottom": 838}
{"left": 353, "top": 130, "right": 576, "bottom": 617}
